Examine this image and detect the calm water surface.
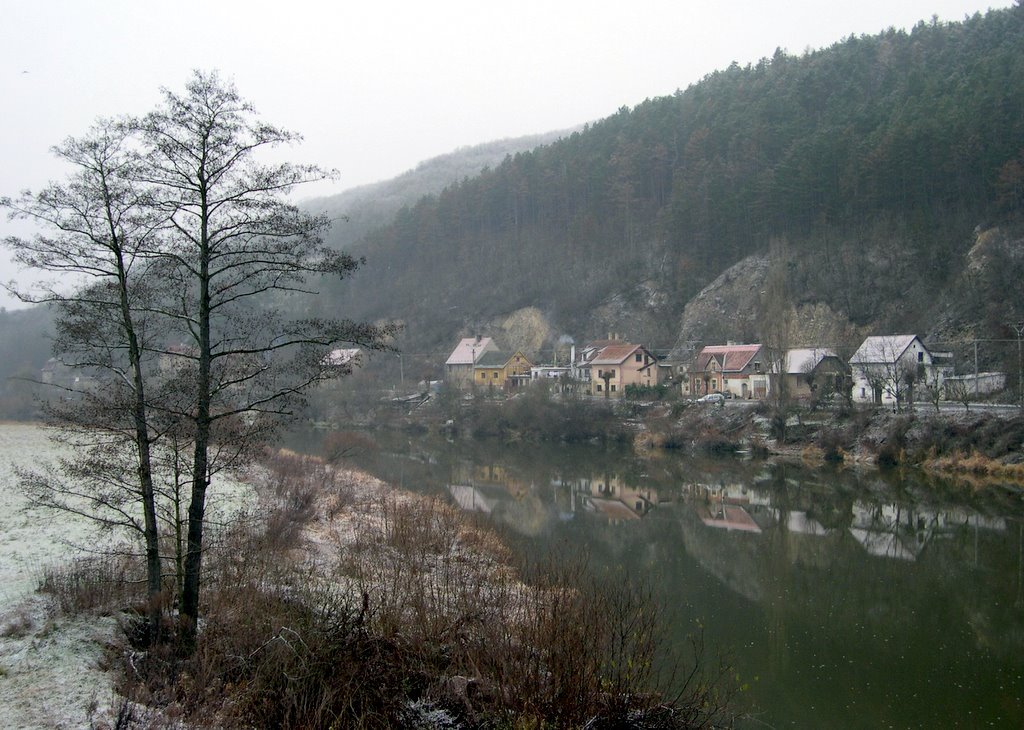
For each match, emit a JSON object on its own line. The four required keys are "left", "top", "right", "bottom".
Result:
{"left": 298, "top": 429, "right": 1024, "bottom": 728}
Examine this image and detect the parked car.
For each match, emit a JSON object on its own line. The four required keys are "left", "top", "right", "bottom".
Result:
{"left": 696, "top": 392, "right": 725, "bottom": 405}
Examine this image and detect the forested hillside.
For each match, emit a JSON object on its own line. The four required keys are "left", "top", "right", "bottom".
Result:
{"left": 317, "top": 6, "right": 1024, "bottom": 361}
{"left": 304, "top": 129, "right": 575, "bottom": 251}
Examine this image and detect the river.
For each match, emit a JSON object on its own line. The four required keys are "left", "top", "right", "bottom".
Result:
{"left": 296, "top": 428, "right": 1024, "bottom": 728}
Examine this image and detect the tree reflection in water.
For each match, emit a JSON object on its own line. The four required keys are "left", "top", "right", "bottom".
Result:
{"left": 296, "top": 428, "right": 1024, "bottom": 727}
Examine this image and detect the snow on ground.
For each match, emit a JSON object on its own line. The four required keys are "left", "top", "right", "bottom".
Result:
{"left": 0, "top": 423, "right": 257, "bottom": 729}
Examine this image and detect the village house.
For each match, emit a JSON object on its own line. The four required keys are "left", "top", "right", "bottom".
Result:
{"left": 444, "top": 336, "right": 497, "bottom": 385}
{"left": 849, "top": 334, "right": 951, "bottom": 406}
{"left": 530, "top": 365, "right": 571, "bottom": 382}
{"left": 689, "top": 343, "right": 771, "bottom": 399}
{"left": 325, "top": 347, "right": 362, "bottom": 369}
{"left": 578, "top": 473, "right": 660, "bottom": 522}
{"left": 571, "top": 337, "right": 622, "bottom": 384}
{"left": 589, "top": 342, "right": 662, "bottom": 396}
{"left": 782, "top": 347, "right": 848, "bottom": 400}
{"left": 40, "top": 357, "right": 98, "bottom": 391}
{"left": 473, "top": 350, "right": 533, "bottom": 390}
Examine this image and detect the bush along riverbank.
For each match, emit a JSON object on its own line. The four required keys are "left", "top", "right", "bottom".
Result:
{"left": 395, "top": 385, "right": 1024, "bottom": 486}
{"left": 38, "top": 448, "right": 736, "bottom": 728}
{"left": 639, "top": 400, "right": 1024, "bottom": 484}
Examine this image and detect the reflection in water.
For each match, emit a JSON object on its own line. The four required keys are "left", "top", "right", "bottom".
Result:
{"left": 306, "top": 429, "right": 1024, "bottom": 727}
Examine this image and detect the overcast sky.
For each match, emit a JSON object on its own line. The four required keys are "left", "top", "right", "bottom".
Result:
{"left": 0, "top": 0, "right": 1013, "bottom": 308}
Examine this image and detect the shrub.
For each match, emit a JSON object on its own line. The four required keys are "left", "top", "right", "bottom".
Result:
{"left": 623, "top": 383, "right": 670, "bottom": 401}
{"left": 38, "top": 555, "right": 143, "bottom": 616}
{"left": 88, "top": 456, "right": 734, "bottom": 728}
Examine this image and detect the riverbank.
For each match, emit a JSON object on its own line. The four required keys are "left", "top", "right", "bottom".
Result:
{"left": 406, "top": 389, "right": 1024, "bottom": 486}
{"left": 0, "top": 424, "right": 731, "bottom": 728}
{"left": 645, "top": 401, "right": 1024, "bottom": 486}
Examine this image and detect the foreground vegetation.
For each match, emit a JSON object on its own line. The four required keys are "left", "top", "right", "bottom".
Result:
{"left": 39, "top": 449, "right": 734, "bottom": 728}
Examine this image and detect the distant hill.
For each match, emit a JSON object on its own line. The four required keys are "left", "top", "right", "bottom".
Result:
{"left": 303, "top": 130, "right": 578, "bottom": 251}
{"left": 310, "top": 5, "right": 1023, "bottom": 371}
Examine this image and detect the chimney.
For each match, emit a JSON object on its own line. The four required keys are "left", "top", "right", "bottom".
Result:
{"left": 570, "top": 344, "right": 576, "bottom": 365}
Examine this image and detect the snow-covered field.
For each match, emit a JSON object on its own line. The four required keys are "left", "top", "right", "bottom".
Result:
{"left": 0, "top": 423, "right": 256, "bottom": 729}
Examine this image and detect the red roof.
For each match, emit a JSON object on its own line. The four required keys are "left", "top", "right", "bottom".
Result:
{"left": 590, "top": 343, "right": 642, "bottom": 366}
{"left": 695, "top": 344, "right": 763, "bottom": 373}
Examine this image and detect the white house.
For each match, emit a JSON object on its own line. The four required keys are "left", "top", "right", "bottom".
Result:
{"left": 849, "top": 335, "right": 948, "bottom": 406}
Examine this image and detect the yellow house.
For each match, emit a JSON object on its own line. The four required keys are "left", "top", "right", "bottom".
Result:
{"left": 473, "top": 350, "right": 533, "bottom": 389}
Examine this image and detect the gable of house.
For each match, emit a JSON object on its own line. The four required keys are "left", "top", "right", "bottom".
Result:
{"left": 695, "top": 344, "right": 765, "bottom": 374}
{"left": 849, "top": 335, "right": 922, "bottom": 366}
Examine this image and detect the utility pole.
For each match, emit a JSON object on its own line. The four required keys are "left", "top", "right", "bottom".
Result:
{"left": 1013, "top": 323, "right": 1024, "bottom": 412}
{"left": 974, "top": 339, "right": 979, "bottom": 396}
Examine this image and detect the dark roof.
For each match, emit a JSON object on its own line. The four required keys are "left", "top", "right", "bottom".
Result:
{"left": 475, "top": 351, "right": 510, "bottom": 368}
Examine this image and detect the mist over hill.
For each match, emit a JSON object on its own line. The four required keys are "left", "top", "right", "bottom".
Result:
{"left": 308, "top": 5, "right": 1023, "bottom": 370}
{"left": 303, "top": 129, "right": 578, "bottom": 252}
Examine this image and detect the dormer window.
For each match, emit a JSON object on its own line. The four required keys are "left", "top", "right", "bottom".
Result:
{"left": 754, "top": 361, "right": 762, "bottom": 373}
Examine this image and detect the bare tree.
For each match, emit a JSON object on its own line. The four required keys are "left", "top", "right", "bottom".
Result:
{"left": 2, "top": 121, "right": 168, "bottom": 638}
{"left": 131, "top": 72, "right": 396, "bottom": 638}
{"left": 923, "top": 371, "right": 945, "bottom": 413}
{"left": 945, "top": 378, "right": 971, "bottom": 412}
{"left": 4, "top": 73, "right": 396, "bottom": 643}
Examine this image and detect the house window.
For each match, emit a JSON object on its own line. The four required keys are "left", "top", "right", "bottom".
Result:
{"left": 711, "top": 379, "right": 718, "bottom": 391}
{"left": 597, "top": 369, "right": 603, "bottom": 378}
{"left": 611, "top": 384, "right": 616, "bottom": 392}
{"left": 918, "top": 352, "right": 923, "bottom": 362}
{"left": 480, "top": 373, "right": 486, "bottom": 380}
{"left": 492, "top": 372, "right": 498, "bottom": 379}
{"left": 754, "top": 361, "right": 762, "bottom": 372}
{"left": 596, "top": 384, "right": 603, "bottom": 392}
{"left": 861, "top": 387, "right": 866, "bottom": 398}
{"left": 635, "top": 353, "right": 642, "bottom": 362}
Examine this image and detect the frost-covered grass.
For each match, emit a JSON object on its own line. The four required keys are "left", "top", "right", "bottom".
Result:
{"left": 0, "top": 424, "right": 102, "bottom": 610}
{"left": 0, "top": 422, "right": 257, "bottom": 729}
{"left": 0, "top": 423, "right": 119, "bottom": 729}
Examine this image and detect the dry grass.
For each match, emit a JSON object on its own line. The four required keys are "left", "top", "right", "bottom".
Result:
{"left": 922, "top": 449, "right": 1024, "bottom": 485}
{"left": 47, "top": 448, "right": 733, "bottom": 728}
{"left": 800, "top": 445, "right": 826, "bottom": 464}
{"left": 38, "top": 555, "right": 143, "bottom": 617}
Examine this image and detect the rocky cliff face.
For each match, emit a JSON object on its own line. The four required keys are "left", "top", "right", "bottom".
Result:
{"left": 671, "top": 255, "right": 770, "bottom": 350}
{"left": 671, "top": 253, "right": 869, "bottom": 356}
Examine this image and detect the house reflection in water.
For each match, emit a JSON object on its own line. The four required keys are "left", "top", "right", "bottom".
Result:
{"left": 696, "top": 502, "right": 762, "bottom": 533}
{"left": 445, "top": 460, "right": 1009, "bottom": 555}
{"left": 681, "top": 479, "right": 1007, "bottom": 562}
{"left": 576, "top": 474, "right": 661, "bottom": 524}
{"left": 447, "top": 462, "right": 663, "bottom": 527}
{"left": 684, "top": 480, "right": 772, "bottom": 534}
{"left": 848, "top": 501, "right": 1008, "bottom": 562}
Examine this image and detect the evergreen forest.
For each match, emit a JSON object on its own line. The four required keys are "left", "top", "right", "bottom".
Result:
{"left": 315, "top": 5, "right": 1024, "bottom": 359}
